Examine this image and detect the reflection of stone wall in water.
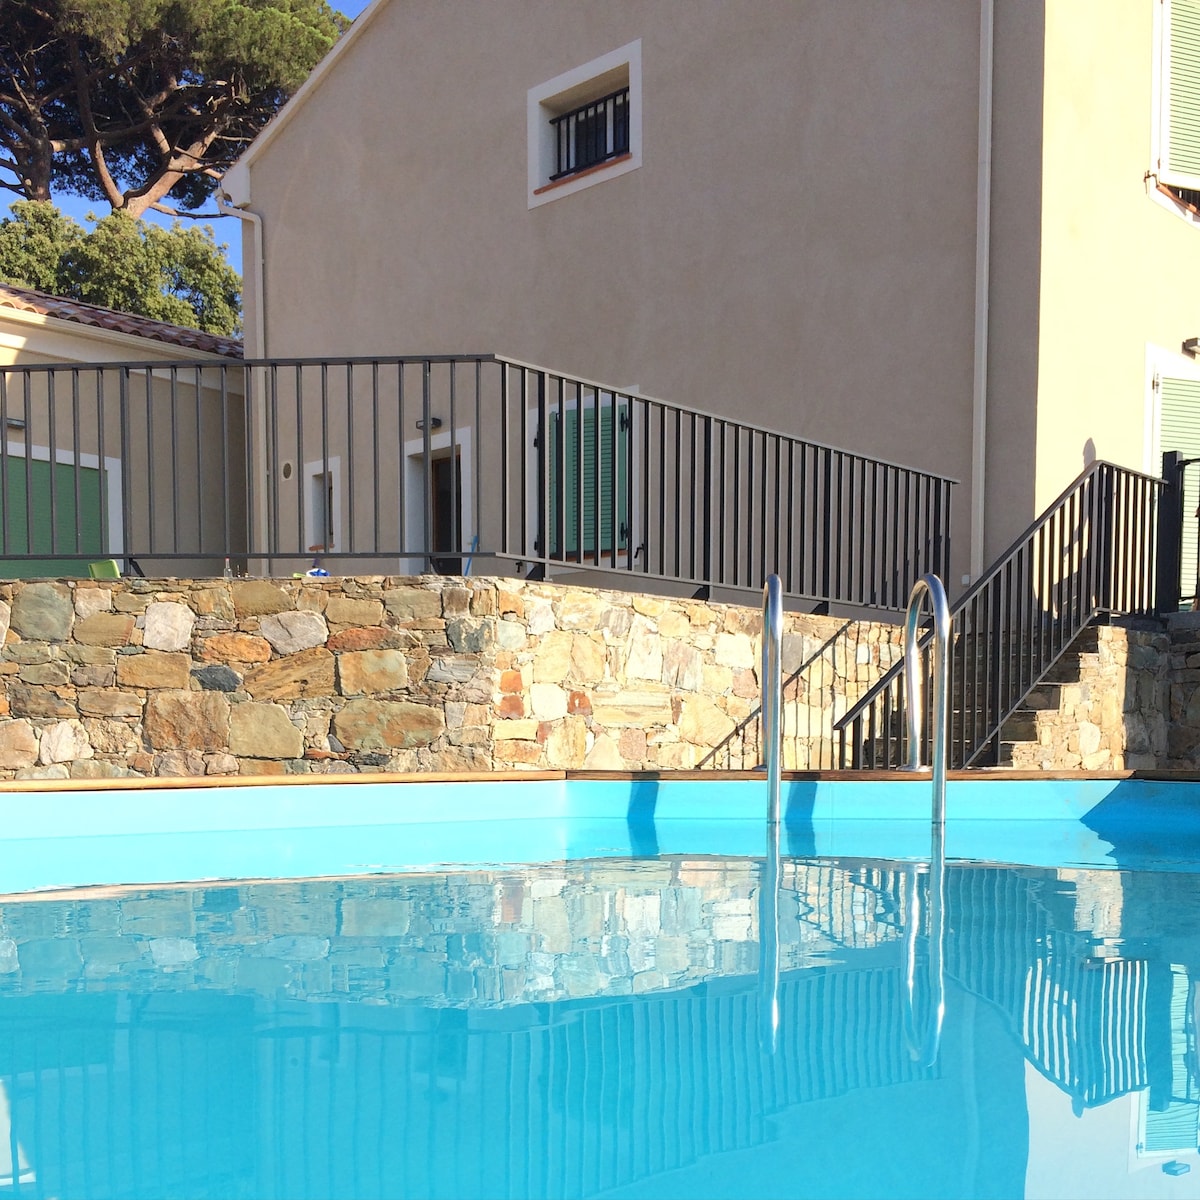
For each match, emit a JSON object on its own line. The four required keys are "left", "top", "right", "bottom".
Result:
{"left": 0, "top": 575, "right": 1178, "bottom": 778}
{"left": 0, "top": 859, "right": 908, "bottom": 1006}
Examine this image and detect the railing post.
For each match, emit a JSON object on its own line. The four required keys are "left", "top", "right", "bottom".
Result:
{"left": 1157, "top": 451, "right": 1184, "bottom": 614}
{"left": 421, "top": 360, "right": 434, "bottom": 572}
{"left": 118, "top": 366, "right": 133, "bottom": 569}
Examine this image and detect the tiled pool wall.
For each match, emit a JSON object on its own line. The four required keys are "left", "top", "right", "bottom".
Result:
{"left": 1, "top": 775, "right": 1196, "bottom": 894}
{"left": 0, "top": 575, "right": 1180, "bottom": 779}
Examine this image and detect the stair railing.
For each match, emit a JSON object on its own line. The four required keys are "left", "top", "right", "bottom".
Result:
{"left": 834, "top": 461, "right": 1163, "bottom": 769}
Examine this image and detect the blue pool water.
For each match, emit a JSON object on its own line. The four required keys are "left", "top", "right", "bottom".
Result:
{"left": 0, "top": 776, "right": 1198, "bottom": 1199}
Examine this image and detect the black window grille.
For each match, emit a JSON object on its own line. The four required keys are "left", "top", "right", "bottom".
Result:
{"left": 549, "top": 87, "right": 630, "bottom": 181}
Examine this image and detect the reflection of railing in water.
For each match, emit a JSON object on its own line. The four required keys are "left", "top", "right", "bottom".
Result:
{"left": 0, "top": 864, "right": 1193, "bottom": 1197}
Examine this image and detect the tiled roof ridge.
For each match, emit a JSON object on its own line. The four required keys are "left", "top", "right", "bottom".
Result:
{"left": 0, "top": 281, "right": 244, "bottom": 360}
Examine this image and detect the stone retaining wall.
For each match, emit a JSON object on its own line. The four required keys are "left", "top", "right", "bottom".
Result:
{"left": 0, "top": 575, "right": 1183, "bottom": 779}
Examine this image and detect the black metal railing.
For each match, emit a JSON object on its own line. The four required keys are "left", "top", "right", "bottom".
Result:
{"left": 833, "top": 461, "right": 1163, "bottom": 768}
{"left": 549, "top": 87, "right": 630, "bottom": 181}
{"left": 0, "top": 354, "right": 954, "bottom": 612}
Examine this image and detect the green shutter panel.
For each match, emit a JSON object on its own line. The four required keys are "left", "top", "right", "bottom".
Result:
{"left": 0, "top": 455, "right": 106, "bottom": 578}
{"left": 1168, "top": 0, "right": 1200, "bottom": 183}
{"left": 1161, "top": 376, "right": 1200, "bottom": 604}
{"left": 549, "top": 402, "right": 629, "bottom": 558}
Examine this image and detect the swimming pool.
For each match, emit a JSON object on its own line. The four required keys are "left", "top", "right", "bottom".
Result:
{"left": 0, "top": 774, "right": 1197, "bottom": 1199}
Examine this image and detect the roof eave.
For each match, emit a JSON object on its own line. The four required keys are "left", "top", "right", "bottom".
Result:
{"left": 222, "top": 0, "right": 392, "bottom": 198}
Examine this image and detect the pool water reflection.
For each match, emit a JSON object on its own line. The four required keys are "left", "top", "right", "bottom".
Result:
{"left": 0, "top": 854, "right": 1196, "bottom": 1199}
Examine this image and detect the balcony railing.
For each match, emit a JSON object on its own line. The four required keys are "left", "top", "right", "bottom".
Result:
{"left": 0, "top": 354, "right": 953, "bottom": 611}
{"left": 549, "top": 87, "right": 630, "bottom": 180}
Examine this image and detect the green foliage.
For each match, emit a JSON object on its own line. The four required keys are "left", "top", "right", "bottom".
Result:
{"left": 0, "top": 201, "right": 241, "bottom": 335}
{"left": 0, "top": 202, "right": 81, "bottom": 294}
{"left": 0, "top": 0, "right": 349, "bottom": 215}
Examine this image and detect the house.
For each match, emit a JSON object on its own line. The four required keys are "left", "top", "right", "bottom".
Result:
{"left": 0, "top": 284, "right": 243, "bottom": 577}
{"left": 216, "top": 0, "right": 1200, "bottom": 595}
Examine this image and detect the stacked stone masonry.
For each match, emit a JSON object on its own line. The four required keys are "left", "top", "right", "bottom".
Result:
{"left": 0, "top": 576, "right": 1179, "bottom": 779}
{"left": 1004, "top": 624, "right": 1170, "bottom": 771}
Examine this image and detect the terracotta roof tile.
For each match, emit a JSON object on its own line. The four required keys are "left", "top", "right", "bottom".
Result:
{"left": 0, "top": 282, "right": 243, "bottom": 359}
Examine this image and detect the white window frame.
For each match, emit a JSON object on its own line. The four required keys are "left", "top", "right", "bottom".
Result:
{"left": 1151, "top": 0, "right": 1200, "bottom": 223}
{"left": 304, "top": 455, "right": 342, "bottom": 554}
{"left": 527, "top": 40, "right": 642, "bottom": 209}
{"left": 401, "top": 428, "right": 475, "bottom": 571}
{"left": 1145, "top": 343, "right": 1200, "bottom": 473}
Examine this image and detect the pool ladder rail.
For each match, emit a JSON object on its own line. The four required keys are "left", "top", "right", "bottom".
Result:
{"left": 900, "top": 573, "right": 950, "bottom": 1068}
{"left": 758, "top": 575, "right": 784, "bottom": 1053}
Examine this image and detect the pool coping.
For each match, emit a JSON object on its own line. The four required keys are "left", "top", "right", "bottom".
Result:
{"left": 1, "top": 766, "right": 1198, "bottom": 792}
{"left": 0, "top": 770, "right": 1197, "bottom": 892}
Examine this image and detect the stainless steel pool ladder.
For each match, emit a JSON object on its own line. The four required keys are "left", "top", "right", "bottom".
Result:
{"left": 758, "top": 575, "right": 784, "bottom": 1053}
{"left": 901, "top": 573, "right": 950, "bottom": 1067}
{"left": 761, "top": 574, "right": 783, "bottom": 824}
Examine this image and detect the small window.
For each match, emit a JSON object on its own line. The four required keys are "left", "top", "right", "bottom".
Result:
{"left": 550, "top": 88, "right": 630, "bottom": 181}
{"left": 304, "top": 457, "right": 341, "bottom": 553}
{"left": 528, "top": 41, "right": 641, "bottom": 208}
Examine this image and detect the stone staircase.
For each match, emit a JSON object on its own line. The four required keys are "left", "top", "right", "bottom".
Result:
{"left": 992, "top": 623, "right": 1167, "bottom": 771}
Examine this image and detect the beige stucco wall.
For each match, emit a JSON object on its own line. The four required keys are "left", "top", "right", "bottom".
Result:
{"left": 1033, "top": 2, "right": 1200, "bottom": 509}
{"left": 238, "top": 0, "right": 1200, "bottom": 589}
{"left": 241, "top": 0, "right": 983, "bottom": 583}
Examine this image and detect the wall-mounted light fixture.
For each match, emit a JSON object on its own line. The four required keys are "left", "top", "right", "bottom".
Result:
{"left": 1183, "top": 337, "right": 1200, "bottom": 357}
{"left": 4, "top": 417, "right": 25, "bottom": 430}
{"left": 415, "top": 417, "right": 443, "bottom": 431}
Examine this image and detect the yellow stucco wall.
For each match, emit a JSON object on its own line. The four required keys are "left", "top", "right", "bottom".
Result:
{"left": 1035, "top": 1, "right": 1200, "bottom": 509}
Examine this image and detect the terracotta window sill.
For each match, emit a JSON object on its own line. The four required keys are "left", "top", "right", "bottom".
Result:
{"left": 533, "top": 153, "right": 633, "bottom": 197}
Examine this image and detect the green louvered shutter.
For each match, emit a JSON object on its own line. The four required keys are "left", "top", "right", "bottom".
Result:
{"left": 1161, "top": 376, "right": 1200, "bottom": 604}
{"left": 0, "top": 456, "right": 106, "bottom": 578}
{"left": 548, "top": 401, "right": 629, "bottom": 558}
{"left": 1166, "top": 0, "right": 1200, "bottom": 186}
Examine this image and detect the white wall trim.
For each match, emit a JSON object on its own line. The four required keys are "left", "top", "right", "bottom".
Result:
{"left": 402, "top": 427, "right": 475, "bottom": 569}
{"left": 223, "top": 0, "right": 391, "bottom": 181}
{"left": 303, "top": 454, "right": 343, "bottom": 554}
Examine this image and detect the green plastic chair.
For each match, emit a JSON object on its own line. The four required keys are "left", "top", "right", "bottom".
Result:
{"left": 88, "top": 559, "right": 121, "bottom": 579}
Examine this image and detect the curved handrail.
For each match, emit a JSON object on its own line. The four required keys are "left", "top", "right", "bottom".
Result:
{"left": 758, "top": 575, "right": 784, "bottom": 1055}
{"left": 761, "top": 574, "right": 783, "bottom": 824}
{"left": 902, "top": 574, "right": 951, "bottom": 820}
{"left": 901, "top": 573, "right": 949, "bottom": 1066}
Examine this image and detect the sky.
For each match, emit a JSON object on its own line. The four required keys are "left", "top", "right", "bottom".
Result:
{"left": 5, "top": 0, "right": 376, "bottom": 280}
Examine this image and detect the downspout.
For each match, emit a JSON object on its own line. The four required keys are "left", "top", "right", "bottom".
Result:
{"left": 215, "top": 188, "right": 266, "bottom": 359}
{"left": 215, "top": 174, "right": 269, "bottom": 572}
{"left": 969, "top": 0, "right": 995, "bottom": 582}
